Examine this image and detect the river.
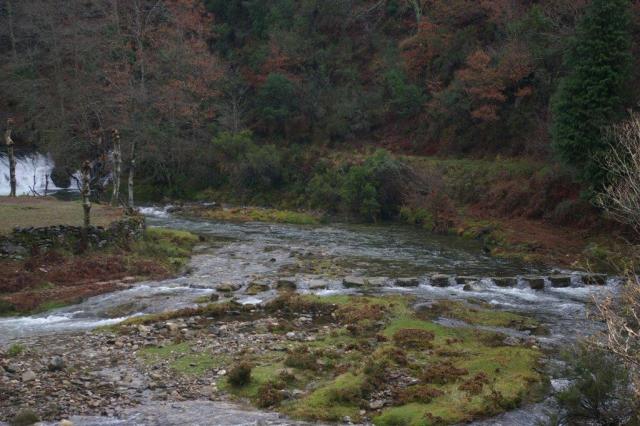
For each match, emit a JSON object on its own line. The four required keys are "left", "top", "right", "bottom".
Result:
{"left": 0, "top": 207, "right": 621, "bottom": 425}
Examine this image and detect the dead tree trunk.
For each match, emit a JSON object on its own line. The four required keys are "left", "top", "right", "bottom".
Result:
{"left": 81, "top": 160, "right": 92, "bottom": 228}
{"left": 128, "top": 140, "right": 136, "bottom": 208}
{"left": 111, "top": 129, "right": 122, "bottom": 206}
{"left": 5, "top": 119, "right": 17, "bottom": 197}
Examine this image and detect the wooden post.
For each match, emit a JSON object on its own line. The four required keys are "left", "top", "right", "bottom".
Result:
{"left": 4, "top": 118, "right": 16, "bottom": 197}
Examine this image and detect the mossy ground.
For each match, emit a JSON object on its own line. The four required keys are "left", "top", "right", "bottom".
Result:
{"left": 133, "top": 294, "right": 546, "bottom": 425}
{"left": 180, "top": 206, "right": 320, "bottom": 225}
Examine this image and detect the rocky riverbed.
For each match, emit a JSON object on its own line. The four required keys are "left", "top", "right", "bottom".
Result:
{"left": 0, "top": 208, "right": 622, "bottom": 425}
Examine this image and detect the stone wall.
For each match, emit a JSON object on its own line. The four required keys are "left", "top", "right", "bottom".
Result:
{"left": 0, "top": 215, "right": 146, "bottom": 259}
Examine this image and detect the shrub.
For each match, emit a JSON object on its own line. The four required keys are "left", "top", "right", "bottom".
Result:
{"left": 392, "top": 328, "right": 435, "bottom": 350}
{"left": 555, "top": 344, "right": 638, "bottom": 425}
{"left": 10, "top": 409, "right": 40, "bottom": 426}
{"left": 284, "top": 346, "right": 319, "bottom": 371}
{"left": 341, "top": 150, "right": 408, "bottom": 221}
{"left": 7, "top": 343, "right": 24, "bottom": 357}
{"left": 396, "top": 385, "right": 444, "bottom": 404}
{"left": 256, "top": 381, "right": 284, "bottom": 408}
{"left": 421, "top": 361, "right": 468, "bottom": 385}
{"left": 227, "top": 362, "right": 252, "bottom": 387}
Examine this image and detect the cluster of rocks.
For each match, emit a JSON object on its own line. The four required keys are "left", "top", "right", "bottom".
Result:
{"left": 0, "top": 310, "right": 328, "bottom": 424}
{"left": 0, "top": 216, "right": 145, "bottom": 259}
{"left": 341, "top": 273, "right": 609, "bottom": 290}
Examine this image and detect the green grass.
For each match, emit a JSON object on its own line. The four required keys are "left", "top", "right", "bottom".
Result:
{"left": 7, "top": 343, "right": 25, "bottom": 357}
{"left": 132, "top": 227, "right": 199, "bottom": 271}
{"left": 186, "top": 206, "right": 319, "bottom": 225}
{"left": 139, "top": 342, "right": 230, "bottom": 375}
{"left": 0, "top": 197, "right": 122, "bottom": 235}
{"left": 133, "top": 295, "right": 545, "bottom": 424}
{"left": 421, "top": 300, "right": 542, "bottom": 332}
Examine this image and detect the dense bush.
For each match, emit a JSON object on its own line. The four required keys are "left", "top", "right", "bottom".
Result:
{"left": 212, "top": 131, "right": 283, "bottom": 192}
{"left": 340, "top": 150, "right": 409, "bottom": 221}
{"left": 554, "top": 344, "right": 638, "bottom": 425}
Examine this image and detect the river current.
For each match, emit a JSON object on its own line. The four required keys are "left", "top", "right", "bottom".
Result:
{"left": 0, "top": 206, "right": 621, "bottom": 425}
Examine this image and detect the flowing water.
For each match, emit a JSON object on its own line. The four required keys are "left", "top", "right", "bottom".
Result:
{"left": 0, "top": 206, "right": 621, "bottom": 425}
{"left": 0, "top": 152, "right": 71, "bottom": 196}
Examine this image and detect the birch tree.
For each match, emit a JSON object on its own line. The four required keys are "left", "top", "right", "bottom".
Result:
{"left": 4, "top": 118, "right": 16, "bottom": 197}
{"left": 111, "top": 129, "right": 122, "bottom": 206}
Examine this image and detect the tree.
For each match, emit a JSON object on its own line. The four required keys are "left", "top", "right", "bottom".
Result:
{"left": 111, "top": 129, "right": 122, "bottom": 206}
{"left": 4, "top": 118, "right": 16, "bottom": 197}
{"left": 551, "top": 0, "right": 632, "bottom": 191}
{"left": 256, "top": 73, "right": 297, "bottom": 136}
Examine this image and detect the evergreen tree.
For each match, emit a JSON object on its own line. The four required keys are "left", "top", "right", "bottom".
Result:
{"left": 551, "top": 0, "right": 632, "bottom": 191}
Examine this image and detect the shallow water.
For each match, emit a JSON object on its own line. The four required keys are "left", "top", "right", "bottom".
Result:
{"left": 0, "top": 206, "right": 620, "bottom": 425}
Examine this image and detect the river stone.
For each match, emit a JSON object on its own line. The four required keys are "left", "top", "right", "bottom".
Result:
{"left": 367, "top": 277, "right": 388, "bottom": 287}
{"left": 395, "top": 277, "right": 420, "bottom": 287}
{"left": 582, "top": 273, "right": 607, "bottom": 286}
{"left": 522, "top": 277, "right": 545, "bottom": 290}
{"left": 455, "top": 276, "right": 478, "bottom": 285}
{"left": 47, "top": 356, "right": 65, "bottom": 371}
{"left": 217, "top": 283, "right": 241, "bottom": 293}
{"left": 430, "top": 274, "right": 450, "bottom": 287}
{"left": 276, "top": 279, "right": 297, "bottom": 291}
{"left": 21, "top": 369, "right": 36, "bottom": 382}
{"left": 343, "top": 276, "right": 367, "bottom": 288}
{"left": 308, "top": 280, "right": 328, "bottom": 290}
{"left": 493, "top": 277, "right": 517, "bottom": 287}
{"left": 245, "top": 282, "right": 270, "bottom": 295}
{"left": 549, "top": 275, "right": 572, "bottom": 288}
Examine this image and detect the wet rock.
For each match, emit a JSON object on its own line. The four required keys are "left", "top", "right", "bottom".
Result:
{"left": 493, "top": 277, "right": 517, "bottom": 287}
{"left": 217, "top": 283, "right": 241, "bottom": 293}
{"left": 455, "top": 276, "right": 478, "bottom": 285}
{"left": 369, "top": 400, "right": 385, "bottom": 409}
{"left": 47, "top": 356, "right": 65, "bottom": 372}
{"left": 549, "top": 275, "right": 572, "bottom": 288}
{"left": 308, "top": 280, "right": 328, "bottom": 290}
{"left": 60, "top": 420, "right": 74, "bottom": 426}
{"left": 367, "top": 277, "right": 388, "bottom": 287}
{"left": 462, "top": 284, "right": 474, "bottom": 292}
{"left": 276, "top": 279, "right": 297, "bottom": 291}
{"left": 394, "top": 277, "right": 420, "bottom": 287}
{"left": 245, "top": 282, "right": 270, "bottom": 295}
{"left": 503, "top": 336, "right": 520, "bottom": 346}
{"left": 343, "top": 276, "right": 367, "bottom": 288}
{"left": 430, "top": 274, "right": 450, "bottom": 287}
{"left": 522, "top": 277, "right": 545, "bottom": 290}
{"left": 21, "top": 369, "right": 36, "bottom": 382}
{"left": 582, "top": 273, "right": 607, "bottom": 286}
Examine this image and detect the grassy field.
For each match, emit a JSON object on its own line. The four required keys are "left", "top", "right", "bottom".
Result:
{"left": 0, "top": 197, "right": 122, "bottom": 234}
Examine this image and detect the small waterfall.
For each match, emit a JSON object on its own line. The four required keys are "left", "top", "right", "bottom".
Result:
{"left": 0, "top": 152, "right": 70, "bottom": 196}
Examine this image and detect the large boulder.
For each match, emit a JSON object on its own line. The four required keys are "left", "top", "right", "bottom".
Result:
{"left": 548, "top": 275, "right": 572, "bottom": 288}
{"left": 343, "top": 276, "right": 367, "bottom": 288}
{"left": 395, "top": 277, "right": 420, "bottom": 287}
{"left": 430, "top": 274, "right": 450, "bottom": 287}
{"left": 493, "top": 277, "right": 517, "bottom": 287}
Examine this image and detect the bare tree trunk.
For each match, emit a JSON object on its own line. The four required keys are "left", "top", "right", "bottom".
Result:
{"left": 128, "top": 141, "right": 136, "bottom": 208}
{"left": 7, "top": 0, "right": 17, "bottom": 61}
{"left": 4, "top": 119, "right": 17, "bottom": 197}
{"left": 111, "top": 129, "right": 122, "bottom": 206}
{"left": 81, "top": 160, "right": 92, "bottom": 228}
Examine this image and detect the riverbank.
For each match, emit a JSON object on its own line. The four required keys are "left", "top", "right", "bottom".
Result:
{"left": 169, "top": 201, "right": 625, "bottom": 272}
{"left": 0, "top": 198, "right": 199, "bottom": 315}
{"left": 0, "top": 208, "right": 620, "bottom": 425}
{"left": 0, "top": 295, "right": 548, "bottom": 425}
